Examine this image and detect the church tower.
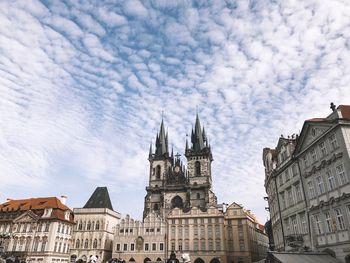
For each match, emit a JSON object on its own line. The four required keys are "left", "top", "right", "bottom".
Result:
{"left": 143, "top": 119, "right": 173, "bottom": 219}
{"left": 185, "top": 114, "right": 217, "bottom": 208}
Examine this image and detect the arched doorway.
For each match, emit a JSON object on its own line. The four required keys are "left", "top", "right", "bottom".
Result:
{"left": 144, "top": 258, "right": 151, "bottom": 263}
{"left": 194, "top": 258, "right": 205, "bottom": 263}
{"left": 129, "top": 258, "right": 135, "bottom": 262}
{"left": 171, "top": 196, "right": 183, "bottom": 209}
{"left": 210, "top": 258, "right": 220, "bottom": 263}
{"left": 345, "top": 254, "right": 350, "bottom": 263}
{"left": 156, "top": 258, "right": 162, "bottom": 262}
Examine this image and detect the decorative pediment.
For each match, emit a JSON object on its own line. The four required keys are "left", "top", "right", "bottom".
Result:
{"left": 295, "top": 122, "right": 332, "bottom": 154}
{"left": 13, "top": 210, "right": 39, "bottom": 223}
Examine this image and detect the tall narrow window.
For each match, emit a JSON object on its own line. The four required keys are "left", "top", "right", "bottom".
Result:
{"left": 329, "top": 134, "right": 337, "bottom": 151}
{"left": 93, "top": 239, "right": 97, "bottom": 248}
{"left": 308, "top": 181, "right": 316, "bottom": 198}
{"left": 314, "top": 214, "right": 323, "bottom": 234}
{"left": 319, "top": 142, "right": 327, "bottom": 157}
{"left": 334, "top": 208, "right": 345, "bottom": 230}
{"left": 195, "top": 161, "right": 201, "bottom": 176}
{"left": 325, "top": 211, "right": 332, "bottom": 233}
{"left": 76, "top": 239, "right": 80, "bottom": 248}
{"left": 156, "top": 165, "right": 161, "bottom": 179}
{"left": 336, "top": 164, "right": 348, "bottom": 185}
{"left": 87, "top": 221, "right": 91, "bottom": 230}
{"left": 327, "top": 170, "right": 336, "bottom": 190}
{"left": 316, "top": 175, "right": 325, "bottom": 194}
{"left": 84, "top": 239, "right": 88, "bottom": 249}
{"left": 95, "top": 221, "right": 100, "bottom": 230}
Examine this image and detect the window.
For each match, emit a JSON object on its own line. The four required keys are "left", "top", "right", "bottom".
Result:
{"left": 195, "top": 161, "right": 201, "bottom": 176}
{"left": 208, "top": 239, "right": 213, "bottom": 250}
{"left": 33, "top": 239, "right": 39, "bottom": 251}
{"left": 178, "top": 241, "right": 182, "bottom": 251}
{"left": 334, "top": 208, "right": 345, "bottom": 230}
{"left": 78, "top": 221, "right": 82, "bottom": 230}
{"left": 95, "top": 221, "right": 100, "bottom": 230}
{"left": 54, "top": 242, "right": 58, "bottom": 252}
{"left": 292, "top": 216, "right": 298, "bottom": 234}
{"left": 93, "top": 239, "right": 97, "bottom": 249}
{"left": 303, "top": 155, "right": 309, "bottom": 168}
{"left": 281, "top": 150, "right": 287, "bottom": 162}
{"left": 216, "top": 240, "right": 221, "bottom": 250}
{"left": 308, "top": 181, "right": 316, "bottom": 198}
{"left": 310, "top": 148, "right": 317, "bottom": 163}
{"left": 116, "top": 244, "right": 120, "bottom": 251}
{"left": 325, "top": 211, "right": 332, "bottom": 233}
{"left": 145, "top": 243, "right": 149, "bottom": 251}
{"left": 336, "top": 164, "right": 348, "bottom": 185}
{"left": 314, "top": 214, "right": 323, "bottom": 234}
{"left": 295, "top": 184, "right": 302, "bottom": 202}
{"left": 87, "top": 222, "right": 91, "bottom": 230}
{"left": 329, "top": 134, "right": 337, "bottom": 151}
{"left": 319, "top": 142, "right": 327, "bottom": 157}
{"left": 300, "top": 214, "right": 307, "bottom": 233}
{"left": 327, "top": 170, "right": 336, "bottom": 190}
{"left": 84, "top": 239, "right": 88, "bottom": 249}
{"left": 130, "top": 243, "right": 134, "bottom": 251}
{"left": 196, "top": 193, "right": 200, "bottom": 199}
{"left": 152, "top": 243, "right": 156, "bottom": 251}
{"left": 58, "top": 242, "right": 62, "bottom": 253}
{"left": 292, "top": 164, "right": 298, "bottom": 177}
{"left": 75, "top": 239, "right": 80, "bottom": 249}
{"left": 185, "top": 240, "right": 189, "bottom": 250}
{"left": 171, "top": 242, "right": 175, "bottom": 251}
{"left": 193, "top": 239, "right": 198, "bottom": 250}
{"left": 63, "top": 243, "right": 66, "bottom": 253}
{"left": 316, "top": 175, "right": 325, "bottom": 194}
{"left": 41, "top": 240, "right": 47, "bottom": 252}
{"left": 239, "top": 240, "right": 245, "bottom": 251}
{"left": 287, "top": 189, "right": 294, "bottom": 206}
{"left": 123, "top": 243, "right": 127, "bottom": 251}
{"left": 156, "top": 165, "right": 161, "bottom": 179}
{"left": 159, "top": 243, "right": 164, "bottom": 251}
{"left": 285, "top": 170, "right": 290, "bottom": 181}
{"left": 200, "top": 239, "right": 206, "bottom": 250}
{"left": 280, "top": 192, "right": 286, "bottom": 210}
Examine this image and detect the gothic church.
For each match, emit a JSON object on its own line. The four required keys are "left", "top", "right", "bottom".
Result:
{"left": 143, "top": 114, "right": 218, "bottom": 219}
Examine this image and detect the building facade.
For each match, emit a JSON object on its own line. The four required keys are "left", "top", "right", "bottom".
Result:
{"left": 70, "top": 187, "right": 120, "bottom": 263}
{"left": 114, "top": 115, "right": 268, "bottom": 263}
{"left": 263, "top": 104, "right": 350, "bottom": 262}
{"left": 0, "top": 197, "right": 74, "bottom": 263}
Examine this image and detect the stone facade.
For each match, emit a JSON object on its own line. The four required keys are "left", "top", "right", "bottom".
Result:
{"left": 263, "top": 104, "right": 350, "bottom": 262}
{"left": 113, "top": 213, "right": 166, "bottom": 263}
{"left": 0, "top": 197, "right": 74, "bottom": 263}
{"left": 70, "top": 187, "right": 120, "bottom": 263}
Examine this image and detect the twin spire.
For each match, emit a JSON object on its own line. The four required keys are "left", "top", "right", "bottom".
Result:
{"left": 149, "top": 114, "right": 210, "bottom": 160}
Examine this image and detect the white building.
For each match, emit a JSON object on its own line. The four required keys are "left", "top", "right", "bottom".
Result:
{"left": 0, "top": 196, "right": 74, "bottom": 263}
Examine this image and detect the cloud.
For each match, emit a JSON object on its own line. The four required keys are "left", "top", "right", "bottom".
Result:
{"left": 1, "top": 0, "right": 350, "bottom": 223}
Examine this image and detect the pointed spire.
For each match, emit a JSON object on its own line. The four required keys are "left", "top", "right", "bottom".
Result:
{"left": 155, "top": 118, "right": 169, "bottom": 157}
{"left": 192, "top": 113, "right": 204, "bottom": 151}
{"left": 185, "top": 137, "right": 189, "bottom": 151}
{"left": 149, "top": 141, "right": 153, "bottom": 158}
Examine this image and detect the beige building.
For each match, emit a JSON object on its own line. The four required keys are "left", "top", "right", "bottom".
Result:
{"left": 263, "top": 103, "right": 350, "bottom": 262}
{"left": 70, "top": 187, "right": 120, "bottom": 263}
{"left": 113, "top": 213, "right": 166, "bottom": 263}
{"left": 114, "top": 115, "right": 268, "bottom": 263}
{"left": 0, "top": 196, "right": 74, "bottom": 263}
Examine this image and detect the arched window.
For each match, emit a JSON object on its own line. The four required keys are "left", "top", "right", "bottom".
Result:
{"left": 156, "top": 165, "right": 161, "bottom": 179}
{"left": 95, "top": 221, "right": 100, "bottom": 230}
{"left": 78, "top": 221, "right": 82, "bottom": 230}
{"left": 195, "top": 161, "right": 201, "bottom": 176}
{"left": 93, "top": 239, "right": 97, "bottom": 249}
{"left": 84, "top": 239, "right": 88, "bottom": 249}
{"left": 92, "top": 221, "right": 95, "bottom": 230}
{"left": 75, "top": 239, "right": 80, "bottom": 249}
{"left": 87, "top": 221, "right": 91, "bottom": 231}
{"left": 197, "top": 193, "right": 200, "bottom": 199}
{"left": 171, "top": 196, "right": 184, "bottom": 209}
{"left": 154, "top": 203, "right": 159, "bottom": 211}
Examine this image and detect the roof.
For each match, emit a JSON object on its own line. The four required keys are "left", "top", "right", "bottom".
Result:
{"left": 0, "top": 197, "right": 70, "bottom": 211}
{"left": 83, "top": 187, "right": 114, "bottom": 210}
{"left": 269, "top": 252, "right": 342, "bottom": 263}
{"left": 338, "top": 105, "right": 350, "bottom": 119}
{"left": 0, "top": 197, "right": 73, "bottom": 223}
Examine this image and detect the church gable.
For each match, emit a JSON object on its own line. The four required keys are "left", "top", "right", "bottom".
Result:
{"left": 295, "top": 121, "right": 333, "bottom": 154}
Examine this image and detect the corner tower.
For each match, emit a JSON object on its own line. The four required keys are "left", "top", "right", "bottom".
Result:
{"left": 185, "top": 114, "right": 217, "bottom": 208}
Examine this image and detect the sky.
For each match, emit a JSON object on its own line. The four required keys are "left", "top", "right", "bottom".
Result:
{"left": 1, "top": 0, "right": 350, "bottom": 224}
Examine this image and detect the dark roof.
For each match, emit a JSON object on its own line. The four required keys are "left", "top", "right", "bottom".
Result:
{"left": 83, "top": 187, "right": 113, "bottom": 210}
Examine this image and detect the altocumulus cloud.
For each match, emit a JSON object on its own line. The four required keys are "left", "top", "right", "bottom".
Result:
{"left": 0, "top": 0, "right": 350, "bottom": 222}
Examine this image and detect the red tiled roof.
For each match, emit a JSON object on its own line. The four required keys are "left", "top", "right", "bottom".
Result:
{"left": 0, "top": 197, "right": 73, "bottom": 223}
{"left": 338, "top": 105, "right": 350, "bottom": 119}
{"left": 305, "top": 118, "right": 326, "bottom": 122}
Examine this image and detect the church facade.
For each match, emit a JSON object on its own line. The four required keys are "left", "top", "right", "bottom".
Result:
{"left": 113, "top": 115, "right": 268, "bottom": 263}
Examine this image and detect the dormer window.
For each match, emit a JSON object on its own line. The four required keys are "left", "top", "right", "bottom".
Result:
{"left": 64, "top": 211, "right": 70, "bottom": 221}
{"left": 43, "top": 208, "right": 52, "bottom": 218}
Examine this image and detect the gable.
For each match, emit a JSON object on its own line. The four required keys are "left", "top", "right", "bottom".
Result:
{"left": 295, "top": 121, "right": 333, "bottom": 154}
{"left": 13, "top": 210, "right": 39, "bottom": 223}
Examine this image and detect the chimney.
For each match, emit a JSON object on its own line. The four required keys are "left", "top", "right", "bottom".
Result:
{"left": 60, "top": 195, "right": 67, "bottom": 205}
